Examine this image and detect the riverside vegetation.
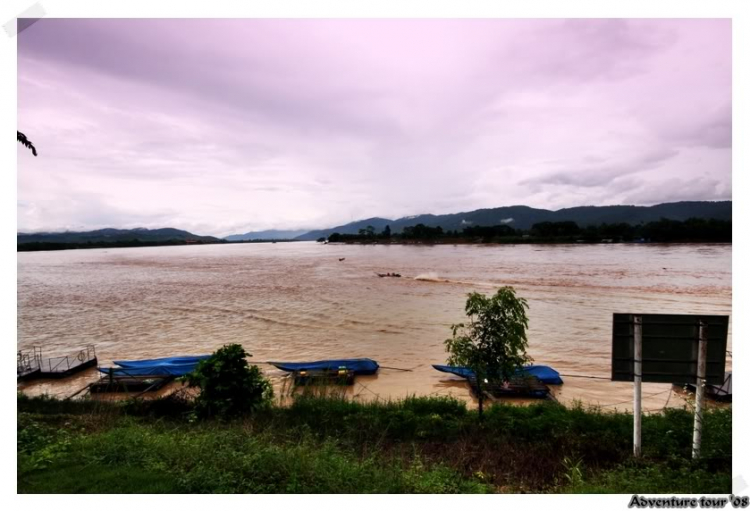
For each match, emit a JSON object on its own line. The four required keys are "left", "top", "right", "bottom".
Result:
{"left": 17, "top": 390, "right": 731, "bottom": 493}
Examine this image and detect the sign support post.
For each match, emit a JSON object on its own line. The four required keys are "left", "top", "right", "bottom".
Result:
{"left": 692, "top": 320, "right": 708, "bottom": 459}
{"left": 613, "top": 313, "right": 728, "bottom": 461}
{"left": 633, "top": 315, "right": 642, "bottom": 457}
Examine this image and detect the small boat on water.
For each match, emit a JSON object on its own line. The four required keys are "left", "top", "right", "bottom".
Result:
{"left": 91, "top": 354, "right": 212, "bottom": 394}
{"left": 269, "top": 358, "right": 380, "bottom": 376}
{"left": 98, "top": 363, "right": 200, "bottom": 378}
{"left": 433, "top": 364, "right": 561, "bottom": 400}
{"left": 113, "top": 355, "right": 211, "bottom": 368}
{"left": 677, "top": 371, "right": 732, "bottom": 403}
{"left": 432, "top": 364, "right": 564, "bottom": 385}
{"left": 98, "top": 355, "right": 211, "bottom": 378}
{"left": 376, "top": 272, "right": 401, "bottom": 278}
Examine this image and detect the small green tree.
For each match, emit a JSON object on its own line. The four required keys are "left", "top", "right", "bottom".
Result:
{"left": 444, "top": 286, "right": 531, "bottom": 416}
{"left": 185, "top": 343, "right": 273, "bottom": 418}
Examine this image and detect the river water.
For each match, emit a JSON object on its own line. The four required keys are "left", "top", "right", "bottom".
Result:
{"left": 17, "top": 242, "right": 732, "bottom": 410}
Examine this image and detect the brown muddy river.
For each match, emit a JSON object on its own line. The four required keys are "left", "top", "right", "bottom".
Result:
{"left": 17, "top": 242, "right": 732, "bottom": 411}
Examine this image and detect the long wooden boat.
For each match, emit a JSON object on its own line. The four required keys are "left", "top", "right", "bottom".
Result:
{"left": 98, "top": 355, "right": 211, "bottom": 378}
{"left": 432, "top": 364, "right": 564, "bottom": 385}
{"left": 269, "top": 358, "right": 380, "bottom": 376}
{"left": 113, "top": 355, "right": 211, "bottom": 368}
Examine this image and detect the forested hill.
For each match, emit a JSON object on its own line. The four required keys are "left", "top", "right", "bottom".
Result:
{"left": 295, "top": 201, "right": 731, "bottom": 240}
{"left": 17, "top": 228, "right": 220, "bottom": 245}
{"left": 224, "top": 229, "right": 309, "bottom": 241}
{"left": 17, "top": 201, "right": 731, "bottom": 248}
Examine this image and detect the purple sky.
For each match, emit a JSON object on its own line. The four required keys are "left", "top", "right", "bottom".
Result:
{"left": 18, "top": 19, "right": 731, "bottom": 236}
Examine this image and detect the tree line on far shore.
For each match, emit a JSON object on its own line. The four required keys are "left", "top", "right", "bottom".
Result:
{"left": 321, "top": 217, "right": 731, "bottom": 244}
{"left": 16, "top": 239, "right": 220, "bottom": 252}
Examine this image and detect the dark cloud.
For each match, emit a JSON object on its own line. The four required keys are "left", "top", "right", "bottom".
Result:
{"left": 17, "top": 19, "right": 731, "bottom": 235}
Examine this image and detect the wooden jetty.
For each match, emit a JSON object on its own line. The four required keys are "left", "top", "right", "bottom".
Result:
{"left": 17, "top": 345, "right": 97, "bottom": 381}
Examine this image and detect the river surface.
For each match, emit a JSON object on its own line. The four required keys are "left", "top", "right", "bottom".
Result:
{"left": 17, "top": 242, "right": 732, "bottom": 410}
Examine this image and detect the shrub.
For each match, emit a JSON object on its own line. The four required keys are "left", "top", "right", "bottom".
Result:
{"left": 445, "top": 286, "right": 531, "bottom": 415}
{"left": 184, "top": 344, "right": 273, "bottom": 418}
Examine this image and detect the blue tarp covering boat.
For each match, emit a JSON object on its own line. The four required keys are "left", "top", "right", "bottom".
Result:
{"left": 98, "top": 361, "right": 202, "bottom": 377}
{"left": 99, "top": 355, "right": 211, "bottom": 378}
{"left": 269, "top": 358, "right": 380, "bottom": 376}
{"left": 433, "top": 364, "right": 564, "bottom": 385}
{"left": 113, "top": 355, "right": 211, "bottom": 368}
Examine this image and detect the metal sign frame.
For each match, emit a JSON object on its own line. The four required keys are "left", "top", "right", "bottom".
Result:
{"left": 610, "top": 313, "right": 729, "bottom": 459}
{"left": 611, "top": 313, "right": 728, "bottom": 385}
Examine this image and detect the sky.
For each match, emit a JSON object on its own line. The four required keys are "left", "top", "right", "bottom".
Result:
{"left": 17, "top": 19, "right": 731, "bottom": 237}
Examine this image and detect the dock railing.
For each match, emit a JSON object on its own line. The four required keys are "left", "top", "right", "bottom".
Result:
{"left": 17, "top": 347, "right": 42, "bottom": 375}
{"left": 48, "top": 355, "right": 71, "bottom": 373}
{"left": 49, "top": 345, "right": 97, "bottom": 372}
{"left": 18, "top": 345, "right": 98, "bottom": 375}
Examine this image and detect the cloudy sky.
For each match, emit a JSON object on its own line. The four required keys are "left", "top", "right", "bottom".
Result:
{"left": 18, "top": 19, "right": 731, "bottom": 236}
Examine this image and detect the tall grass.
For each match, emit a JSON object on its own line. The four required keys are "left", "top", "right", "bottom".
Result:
{"left": 17, "top": 393, "right": 731, "bottom": 493}
{"left": 19, "top": 415, "right": 489, "bottom": 493}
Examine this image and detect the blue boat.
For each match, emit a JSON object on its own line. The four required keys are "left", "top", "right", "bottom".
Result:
{"left": 433, "top": 364, "right": 564, "bottom": 385}
{"left": 99, "top": 355, "right": 211, "bottom": 378}
{"left": 269, "top": 358, "right": 379, "bottom": 376}
{"left": 114, "top": 355, "right": 211, "bottom": 368}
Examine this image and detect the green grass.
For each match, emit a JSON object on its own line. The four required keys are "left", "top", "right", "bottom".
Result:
{"left": 17, "top": 394, "right": 731, "bottom": 494}
{"left": 564, "top": 461, "right": 731, "bottom": 494}
{"left": 20, "top": 461, "right": 182, "bottom": 493}
{"left": 18, "top": 415, "right": 489, "bottom": 493}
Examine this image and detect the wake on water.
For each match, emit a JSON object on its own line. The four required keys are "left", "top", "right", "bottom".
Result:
{"left": 414, "top": 272, "right": 446, "bottom": 282}
{"left": 414, "top": 272, "right": 498, "bottom": 288}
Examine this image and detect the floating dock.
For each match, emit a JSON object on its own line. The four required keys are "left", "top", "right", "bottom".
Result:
{"left": 466, "top": 375, "right": 551, "bottom": 399}
{"left": 17, "top": 346, "right": 98, "bottom": 381}
{"left": 293, "top": 369, "right": 356, "bottom": 386}
{"left": 90, "top": 375, "right": 175, "bottom": 394}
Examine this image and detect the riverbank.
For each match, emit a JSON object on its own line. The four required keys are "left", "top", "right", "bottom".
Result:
{"left": 324, "top": 238, "right": 732, "bottom": 246}
{"left": 17, "top": 239, "right": 305, "bottom": 252}
{"left": 18, "top": 393, "right": 731, "bottom": 494}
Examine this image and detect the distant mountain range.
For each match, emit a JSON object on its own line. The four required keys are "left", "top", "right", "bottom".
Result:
{"left": 17, "top": 228, "right": 220, "bottom": 245}
{"left": 224, "top": 229, "right": 309, "bottom": 241}
{"left": 293, "top": 201, "right": 732, "bottom": 240}
{"left": 17, "top": 201, "right": 732, "bottom": 246}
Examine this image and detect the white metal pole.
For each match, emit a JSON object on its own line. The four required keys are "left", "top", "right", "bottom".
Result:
{"left": 692, "top": 320, "right": 708, "bottom": 459}
{"left": 634, "top": 315, "right": 643, "bottom": 457}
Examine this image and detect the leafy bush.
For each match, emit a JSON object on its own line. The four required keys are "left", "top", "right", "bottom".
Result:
{"left": 17, "top": 414, "right": 74, "bottom": 473}
{"left": 184, "top": 344, "right": 273, "bottom": 418}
